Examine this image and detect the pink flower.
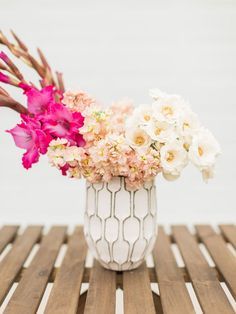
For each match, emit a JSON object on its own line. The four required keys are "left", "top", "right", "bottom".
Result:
{"left": 62, "top": 90, "right": 95, "bottom": 112}
{"left": 42, "top": 102, "right": 85, "bottom": 146}
{"left": 19, "top": 84, "right": 55, "bottom": 115}
{"left": 7, "top": 115, "right": 51, "bottom": 169}
{"left": 6, "top": 84, "right": 86, "bottom": 170}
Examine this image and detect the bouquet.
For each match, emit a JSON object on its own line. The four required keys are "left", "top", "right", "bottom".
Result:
{"left": 0, "top": 31, "right": 220, "bottom": 189}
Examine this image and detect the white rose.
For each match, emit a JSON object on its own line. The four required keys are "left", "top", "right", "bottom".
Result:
{"left": 145, "top": 119, "right": 175, "bottom": 143}
{"left": 126, "top": 104, "right": 153, "bottom": 129}
{"left": 151, "top": 92, "right": 187, "bottom": 123}
{"left": 134, "top": 104, "right": 153, "bottom": 125}
{"left": 160, "top": 140, "right": 188, "bottom": 176}
{"left": 178, "top": 108, "right": 200, "bottom": 136}
{"left": 125, "top": 128, "right": 151, "bottom": 149}
{"left": 189, "top": 128, "right": 221, "bottom": 170}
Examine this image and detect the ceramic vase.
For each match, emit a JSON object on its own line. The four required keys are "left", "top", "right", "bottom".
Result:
{"left": 84, "top": 176, "right": 157, "bottom": 271}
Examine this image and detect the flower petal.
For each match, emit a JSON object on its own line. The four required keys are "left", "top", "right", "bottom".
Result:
{"left": 7, "top": 124, "right": 33, "bottom": 150}
{"left": 20, "top": 85, "right": 54, "bottom": 114}
{"left": 22, "top": 147, "right": 39, "bottom": 169}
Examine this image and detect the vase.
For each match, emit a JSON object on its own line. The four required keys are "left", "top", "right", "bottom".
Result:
{"left": 84, "top": 176, "right": 157, "bottom": 271}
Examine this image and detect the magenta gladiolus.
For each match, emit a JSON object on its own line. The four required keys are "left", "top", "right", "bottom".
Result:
{"left": 42, "top": 102, "right": 85, "bottom": 146}
{"left": 6, "top": 84, "right": 85, "bottom": 169}
{"left": 7, "top": 115, "right": 52, "bottom": 169}
{"left": 19, "top": 84, "right": 55, "bottom": 115}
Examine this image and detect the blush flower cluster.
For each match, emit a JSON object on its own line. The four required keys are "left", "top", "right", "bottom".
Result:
{"left": 46, "top": 89, "right": 220, "bottom": 188}
{"left": 48, "top": 95, "right": 161, "bottom": 188}
{"left": 3, "top": 81, "right": 220, "bottom": 188}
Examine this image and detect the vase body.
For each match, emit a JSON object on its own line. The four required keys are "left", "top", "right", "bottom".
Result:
{"left": 84, "top": 177, "right": 157, "bottom": 271}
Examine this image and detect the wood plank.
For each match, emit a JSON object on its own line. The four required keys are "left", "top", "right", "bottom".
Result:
{"left": 5, "top": 226, "right": 67, "bottom": 314}
{"left": 195, "top": 225, "right": 236, "bottom": 298}
{"left": 0, "top": 225, "right": 19, "bottom": 254}
{"left": 45, "top": 226, "right": 87, "bottom": 314}
{"left": 172, "top": 225, "right": 234, "bottom": 314}
{"left": 153, "top": 226, "right": 195, "bottom": 314}
{"left": 84, "top": 260, "right": 116, "bottom": 314}
{"left": 123, "top": 262, "right": 156, "bottom": 314}
{"left": 0, "top": 226, "right": 42, "bottom": 305}
{"left": 219, "top": 224, "right": 236, "bottom": 249}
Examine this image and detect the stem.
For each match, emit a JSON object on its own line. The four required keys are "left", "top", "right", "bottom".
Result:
{"left": 0, "top": 94, "right": 28, "bottom": 114}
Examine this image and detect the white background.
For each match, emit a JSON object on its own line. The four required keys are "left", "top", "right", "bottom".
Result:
{"left": 0, "top": 0, "right": 235, "bottom": 225}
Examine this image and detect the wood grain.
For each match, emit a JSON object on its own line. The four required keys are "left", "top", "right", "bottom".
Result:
{"left": 4, "top": 226, "right": 67, "bottom": 314}
{"left": 172, "top": 225, "right": 234, "bottom": 314}
{"left": 0, "top": 225, "right": 19, "bottom": 253}
{"left": 45, "top": 226, "right": 87, "bottom": 314}
{"left": 195, "top": 224, "right": 236, "bottom": 298}
{"left": 153, "top": 226, "right": 195, "bottom": 314}
{"left": 0, "top": 226, "right": 42, "bottom": 305}
{"left": 84, "top": 260, "right": 116, "bottom": 314}
{"left": 219, "top": 224, "right": 236, "bottom": 249}
{"left": 0, "top": 224, "right": 234, "bottom": 312}
{"left": 123, "top": 262, "right": 156, "bottom": 314}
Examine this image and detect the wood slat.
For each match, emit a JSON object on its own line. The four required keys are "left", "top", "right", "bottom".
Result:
{"left": 45, "top": 226, "right": 87, "bottom": 314}
{"left": 172, "top": 225, "right": 234, "bottom": 314}
{"left": 0, "top": 225, "right": 19, "bottom": 254}
{"left": 219, "top": 224, "right": 236, "bottom": 249}
{"left": 0, "top": 226, "right": 42, "bottom": 305}
{"left": 84, "top": 260, "right": 116, "bottom": 314}
{"left": 153, "top": 226, "right": 195, "bottom": 314}
{"left": 195, "top": 225, "right": 236, "bottom": 298}
{"left": 4, "top": 226, "right": 67, "bottom": 314}
{"left": 123, "top": 262, "right": 156, "bottom": 314}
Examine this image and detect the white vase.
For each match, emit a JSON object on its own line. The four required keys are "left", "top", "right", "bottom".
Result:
{"left": 84, "top": 176, "right": 157, "bottom": 271}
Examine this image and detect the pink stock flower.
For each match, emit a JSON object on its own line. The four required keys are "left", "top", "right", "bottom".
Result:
{"left": 62, "top": 90, "right": 95, "bottom": 112}
{"left": 19, "top": 84, "right": 55, "bottom": 114}
{"left": 42, "top": 102, "right": 85, "bottom": 146}
{"left": 7, "top": 115, "right": 51, "bottom": 169}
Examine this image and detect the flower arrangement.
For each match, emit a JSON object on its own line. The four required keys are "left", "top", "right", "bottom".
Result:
{"left": 0, "top": 31, "right": 220, "bottom": 189}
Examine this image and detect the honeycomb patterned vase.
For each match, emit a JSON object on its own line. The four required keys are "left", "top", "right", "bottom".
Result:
{"left": 84, "top": 177, "right": 157, "bottom": 271}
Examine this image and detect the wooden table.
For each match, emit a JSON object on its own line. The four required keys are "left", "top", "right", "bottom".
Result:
{"left": 0, "top": 224, "right": 235, "bottom": 314}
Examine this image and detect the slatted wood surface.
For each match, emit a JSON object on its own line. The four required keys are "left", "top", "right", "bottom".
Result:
{"left": 0, "top": 225, "right": 235, "bottom": 314}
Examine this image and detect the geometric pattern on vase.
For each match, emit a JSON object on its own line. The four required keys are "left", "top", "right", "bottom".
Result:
{"left": 84, "top": 176, "right": 158, "bottom": 271}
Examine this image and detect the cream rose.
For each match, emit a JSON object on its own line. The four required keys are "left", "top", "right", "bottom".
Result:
{"left": 126, "top": 128, "right": 151, "bottom": 149}
{"left": 160, "top": 140, "right": 188, "bottom": 177}
{"left": 189, "top": 128, "right": 221, "bottom": 170}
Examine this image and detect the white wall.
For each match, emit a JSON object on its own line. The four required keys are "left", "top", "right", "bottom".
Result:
{"left": 0, "top": 0, "right": 235, "bottom": 225}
